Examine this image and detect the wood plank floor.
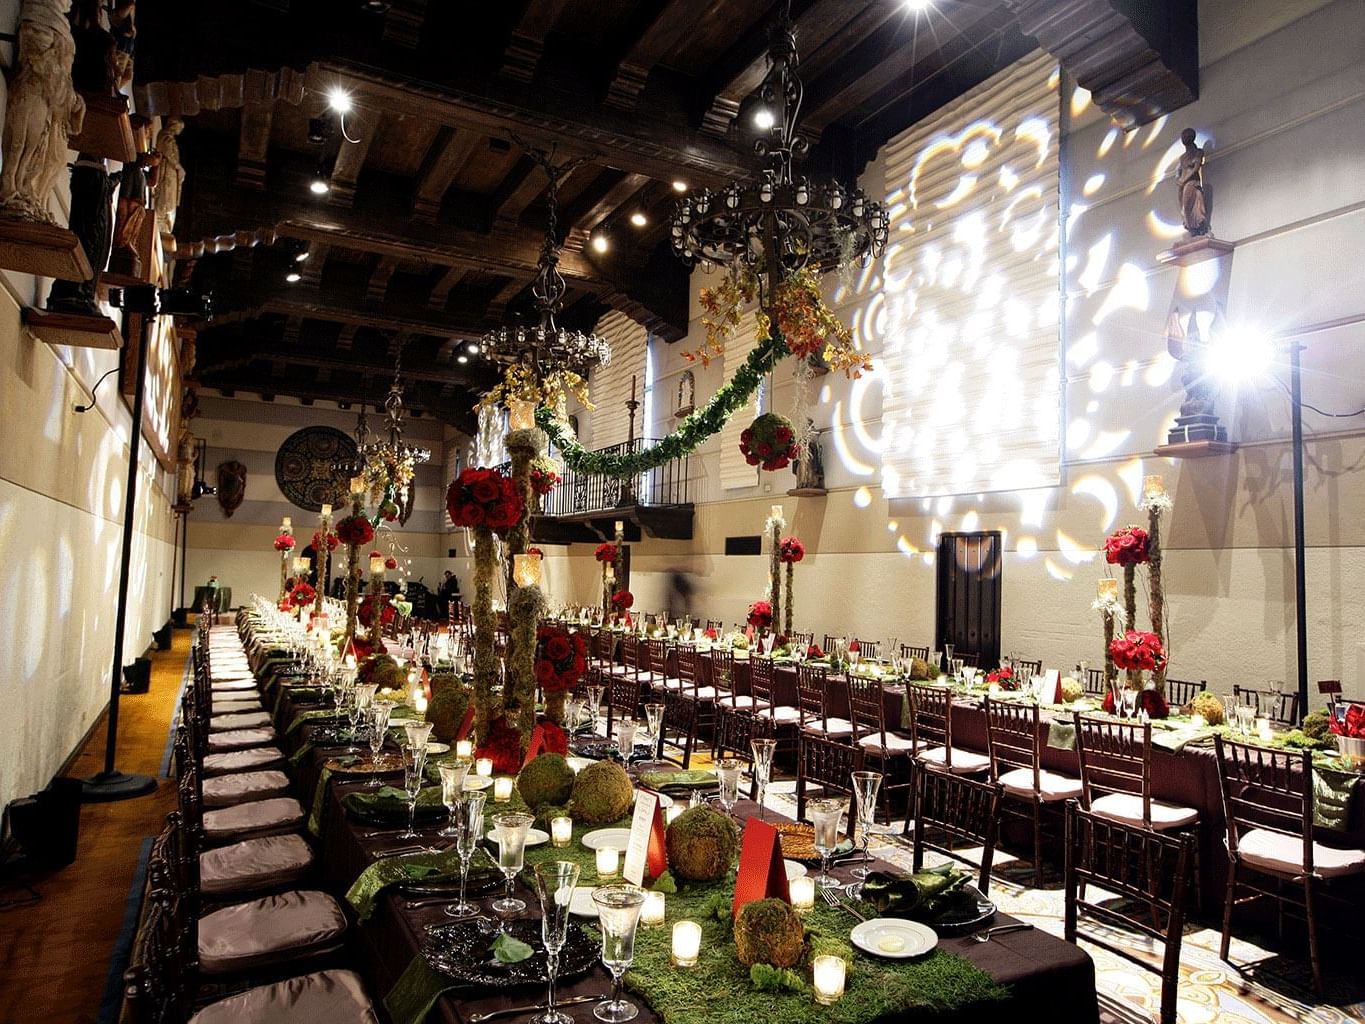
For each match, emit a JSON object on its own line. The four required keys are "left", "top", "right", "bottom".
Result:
{"left": 0, "top": 625, "right": 187, "bottom": 1024}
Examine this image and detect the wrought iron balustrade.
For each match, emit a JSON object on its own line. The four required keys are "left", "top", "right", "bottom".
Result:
{"left": 500, "top": 438, "right": 690, "bottom": 517}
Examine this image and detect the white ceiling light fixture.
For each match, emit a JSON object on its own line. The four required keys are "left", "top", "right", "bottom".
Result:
{"left": 629, "top": 211, "right": 648, "bottom": 227}
{"left": 671, "top": 179, "right": 688, "bottom": 193}
{"left": 309, "top": 177, "right": 330, "bottom": 195}
{"left": 285, "top": 271, "right": 302, "bottom": 283}
{"left": 326, "top": 87, "right": 353, "bottom": 114}
{"left": 752, "top": 107, "right": 776, "bottom": 130}
{"left": 591, "top": 233, "right": 610, "bottom": 254}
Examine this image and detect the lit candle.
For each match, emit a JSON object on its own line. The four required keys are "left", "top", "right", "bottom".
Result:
{"left": 350, "top": 476, "right": 366, "bottom": 495}
{"left": 475, "top": 758, "right": 493, "bottom": 778}
{"left": 665, "top": 804, "right": 684, "bottom": 825}
{"left": 370, "top": 554, "right": 385, "bottom": 575}
{"left": 770, "top": 504, "right": 783, "bottom": 522}
{"left": 493, "top": 776, "right": 514, "bottom": 802}
{"left": 1190, "top": 714, "right": 1206, "bottom": 729}
{"left": 671, "top": 920, "right": 701, "bottom": 968}
{"left": 320, "top": 503, "right": 333, "bottom": 518}
{"left": 641, "top": 891, "right": 666, "bottom": 927}
{"left": 614, "top": 520, "right": 624, "bottom": 534}
{"left": 605, "top": 566, "right": 615, "bottom": 583}
{"left": 456, "top": 739, "right": 474, "bottom": 759}
{"left": 1097, "top": 578, "right": 1119, "bottom": 600}
{"left": 812, "top": 955, "right": 846, "bottom": 1005}
{"left": 512, "top": 553, "right": 542, "bottom": 589}
{"left": 595, "top": 845, "right": 620, "bottom": 879}
{"left": 1256, "top": 717, "right": 1273, "bottom": 742}
{"left": 1143, "top": 474, "right": 1166, "bottom": 501}
{"left": 550, "top": 816, "right": 573, "bottom": 848}
{"left": 413, "top": 689, "right": 428, "bottom": 715}
{"left": 294, "top": 556, "right": 310, "bottom": 574}
{"left": 344, "top": 654, "right": 357, "bottom": 672}
{"left": 789, "top": 876, "right": 815, "bottom": 911}
{"left": 508, "top": 398, "right": 536, "bottom": 431}
{"left": 281, "top": 516, "right": 292, "bottom": 531}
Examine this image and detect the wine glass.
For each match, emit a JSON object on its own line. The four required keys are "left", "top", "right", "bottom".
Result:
{"left": 349, "top": 682, "right": 375, "bottom": 752}
{"left": 366, "top": 702, "right": 393, "bottom": 788}
{"left": 809, "top": 798, "right": 844, "bottom": 888}
{"left": 751, "top": 739, "right": 777, "bottom": 822}
{"left": 850, "top": 771, "right": 883, "bottom": 883}
{"left": 438, "top": 760, "right": 470, "bottom": 839}
{"left": 716, "top": 758, "right": 741, "bottom": 817}
{"left": 591, "top": 886, "right": 647, "bottom": 1023}
{"left": 399, "top": 722, "right": 433, "bottom": 840}
{"left": 491, "top": 811, "right": 535, "bottom": 915}
{"left": 644, "top": 703, "right": 664, "bottom": 758}
{"left": 617, "top": 718, "right": 638, "bottom": 760}
{"left": 531, "top": 862, "right": 583, "bottom": 1024}
{"left": 444, "top": 791, "right": 486, "bottom": 919}
{"left": 587, "top": 685, "right": 605, "bottom": 735}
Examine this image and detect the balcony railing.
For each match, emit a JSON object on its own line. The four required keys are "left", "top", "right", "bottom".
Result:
{"left": 503, "top": 438, "right": 690, "bottom": 517}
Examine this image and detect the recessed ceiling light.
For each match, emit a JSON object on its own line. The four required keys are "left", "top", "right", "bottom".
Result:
{"left": 285, "top": 271, "right": 302, "bottom": 283}
{"left": 294, "top": 251, "right": 309, "bottom": 262}
{"left": 630, "top": 211, "right": 648, "bottom": 227}
{"left": 457, "top": 354, "right": 468, "bottom": 364}
{"left": 309, "top": 178, "right": 330, "bottom": 195}
{"left": 672, "top": 179, "right": 688, "bottom": 193}
{"left": 591, "top": 233, "right": 610, "bottom": 253}
{"left": 466, "top": 342, "right": 479, "bottom": 354}
{"left": 326, "top": 87, "right": 353, "bottom": 114}
{"left": 905, "top": 0, "right": 930, "bottom": 10}
{"left": 753, "top": 108, "right": 776, "bottom": 130}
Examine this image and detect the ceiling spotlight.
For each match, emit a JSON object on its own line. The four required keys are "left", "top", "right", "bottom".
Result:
{"left": 326, "top": 87, "right": 353, "bottom": 115}
{"left": 309, "top": 177, "right": 330, "bottom": 195}
{"left": 466, "top": 341, "right": 478, "bottom": 354}
{"left": 294, "top": 250, "right": 309, "bottom": 262}
{"left": 285, "top": 271, "right": 302, "bottom": 283}
{"left": 672, "top": 179, "right": 688, "bottom": 193}
{"left": 752, "top": 107, "right": 776, "bottom": 130}
{"left": 591, "top": 233, "right": 610, "bottom": 254}
{"left": 456, "top": 354, "right": 468, "bottom": 364}
{"left": 905, "top": 0, "right": 931, "bottom": 10}
{"left": 630, "top": 211, "right": 648, "bottom": 227}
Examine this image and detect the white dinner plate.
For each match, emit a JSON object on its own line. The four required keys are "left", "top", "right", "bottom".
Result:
{"left": 569, "top": 886, "right": 599, "bottom": 918}
{"left": 487, "top": 827, "right": 550, "bottom": 848}
{"left": 783, "top": 860, "right": 807, "bottom": 880}
{"left": 566, "top": 756, "right": 594, "bottom": 774}
{"left": 580, "top": 828, "right": 632, "bottom": 851}
{"left": 426, "top": 741, "right": 451, "bottom": 755}
{"left": 462, "top": 776, "right": 493, "bottom": 791}
{"left": 850, "top": 918, "right": 938, "bottom": 959}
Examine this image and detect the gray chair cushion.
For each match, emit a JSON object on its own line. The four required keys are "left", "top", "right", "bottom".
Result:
{"left": 200, "top": 834, "right": 315, "bottom": 896}
{"left": 189, "top": 970, "right": 378, "bottom": 1024}
{"left": 208, "top": 728, "right": 278, "bottom": 753}
{"left": 203, "top": 747, "right": 286, "bottom": 777}
{"left": 202, "top": 770, "right": 291, "bottom": 809}
{"left": 197, "top": 890, "right": 347, "bottom": 975}
{"left": 210, "top": 711, "right": 272, "bottom": 732}
{"left": 203, "top": 797, "right": 305, "bottom": 844}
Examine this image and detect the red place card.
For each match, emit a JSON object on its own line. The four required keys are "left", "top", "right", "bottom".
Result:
{"left": 454, "top": 704, "right": 476, "bottom": 742}
{"left": 732, "top": 818, "right": 789, "bottom": 918}
{"left": 522, "top": 724, "right": 546, "bottom": 766}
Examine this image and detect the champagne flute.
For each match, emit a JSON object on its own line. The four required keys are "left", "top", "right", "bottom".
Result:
{"left": 438, "top": 760, "right": 470, "bottom": 838}
{"left": 531, "top": 862, "right": 582, "bottom": 1024}
{"left": 850, "top": 771, "right": 883, "bottom": 883}
{"left": 366, "top": 702, "right": 393, "bottom": 788}
{"left": 399, "top": 722, "right": 433, "bottom": 840}
{"left": 491, "top": 811, "right": 534, "bottom": 915}
{"left": 444, "top": 791, "right": 486, "bottom": 919}
{"left": 716, "top": 758, "right": 741, "bottom": 817}
{"left": 809, "top": 798, "right": 844, "bottom": 888}
{"left": 644, "top": 703, "right": 664, "bottom": 758}
{"left": 349, "top": 681, "right": 375, "bottom": 752}
{"left": 591, "top": 886, "right": 647, "bottom": 1023}
{"left": 751, "top": 739, "right": 777, "bottom": 822}
{"left": 587, "top": 684, "right": 605, "bottom": 735}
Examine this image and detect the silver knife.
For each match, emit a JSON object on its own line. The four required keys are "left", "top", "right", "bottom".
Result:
{"left": 468, "top": 994, "right": 599, "bottom": 1022}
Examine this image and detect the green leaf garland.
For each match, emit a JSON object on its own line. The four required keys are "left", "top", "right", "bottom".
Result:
{"left": 536, "top": 328, "right": 791, "bottom": 478}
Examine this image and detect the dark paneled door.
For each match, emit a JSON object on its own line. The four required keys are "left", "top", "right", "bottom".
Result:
{"left": 935, "top": 532, "right": 1002, "bottom": 668}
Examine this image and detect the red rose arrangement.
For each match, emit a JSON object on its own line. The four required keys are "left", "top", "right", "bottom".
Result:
{"left": 739, "top": 412, "right": 799, "bottom": 472}
{"left": 384, "top": 556, "right": 398, "bottom": 570}
{"left": 807, "top": 643, "right": 824, "bottom": 658}
{"left": 475, "top": 716, "right": 526, "bottom": 775}
{"left": 747, "top": 600, "right": 773, "bottom": 629}
{"left": 446, "top": 467, "right": 523, "bottom": 533}
{"left": 778, "top": 536, "right": 805, "bottom": 563}
{"left": 704, "top": 628, "right": 719, "bottom": 640}
{"left": 529, "top": 547, "right": 545, "bottom": 559}
{"left": 986, "top": 665, "right": 1020, "bottom": 691}
{"left": 312, "top": 530, "right": 339, "bottom": 552}
{"left": 273, "top": 533, "right": 296, "bottom": 552}
{"left": 359, "top": 593, "right": 396, "bottom": 628}
{"left": 1104, "top": 526, "right": 1150, "bottom": 566}
{"left": 534, "top": 625, "right": 589, "bottom": 693}
{"left": 594, "top": 542, "right": 618, "bottom": 563}
{"left": 336, "top": 514, "right": 375, "bottom": 547}
{"left": 289, "top": 581, "right": 316, "bottom": 606}
{"left": 1109, "top": 630, "right": 1166, "bottom": 673}
{"left": 378, "top": 499, "right": 400, "bottom": 522}
{"left": 1330, "top": 704, "right": 1365, "bottom": 738}
{"left": 1101, "top": 688, "right": 1170, "bottom": 719}
{"left": 611, "top": 590, "right": 634, "bottom": 612}
{"left": 529, "top": 462, "right": 560, "bottom": 497}
{"left": 848, "top": 639, "right": 860, "bottom": 653}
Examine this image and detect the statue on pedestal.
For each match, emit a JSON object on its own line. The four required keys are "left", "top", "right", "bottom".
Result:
{"left": 1176, "top": 128, "right": 1211, "bottom": 237}
{"left": 45, "top": 153, "right": 119, "bottom": 315}
{"left": 109, "top": 150, "right": 157, "bottom": 278}
{"left": 153, "top": 117, "right": 186, "bottom": 239}
{"left": 790, "top": 419, "right": 826, "bottom": 494}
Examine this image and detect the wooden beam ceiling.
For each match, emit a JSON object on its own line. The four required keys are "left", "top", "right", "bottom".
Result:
{"left": 500, "top": 0, "right": 573, "bottom": 83}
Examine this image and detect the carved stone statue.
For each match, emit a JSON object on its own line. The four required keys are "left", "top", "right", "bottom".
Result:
{"left": 0, "top": 0, "right": 87, "bottom": 225}
{"left": 175, "top": 424, "right": 196, "bottom": 507}
{"left": 153, "top": 117, "right": 186, "bottom": 238}
{"left": 46, "top": 153, "right": 119, "bottom": 314}
{"left": 791, "top": 420, "right": 826, "bottom": 492}
{"left": 109, "top": 1, "right": 135, "bottom": 92}
{"left": 1176, "top": 128, "right": 1210, "bottom": 237}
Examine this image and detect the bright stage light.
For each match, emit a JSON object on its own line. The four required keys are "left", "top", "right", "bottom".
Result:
{"left": 752, "top": 108, "right": 775, "bottom": 130}
{"left": 327, "top": 88, "right": 353, "bottom": 114}
{"left": 1207, "top": 324, "right": 1275, "bottom": 383}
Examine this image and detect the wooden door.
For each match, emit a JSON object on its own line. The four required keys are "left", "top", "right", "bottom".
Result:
{"left": 935, "top": 532, "right": 1002, "bottom": 668}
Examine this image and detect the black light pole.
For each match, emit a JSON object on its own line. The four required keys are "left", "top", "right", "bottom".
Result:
{"left": 82, "top": 299, "right": 159, "bottom": 801}
{"left": 1289, "top": 343, "right": 1309, "bottom": 721}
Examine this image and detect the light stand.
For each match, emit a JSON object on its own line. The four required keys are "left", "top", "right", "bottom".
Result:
{"left": 1289, "top": 343, "right": 1308, "bottom": 720}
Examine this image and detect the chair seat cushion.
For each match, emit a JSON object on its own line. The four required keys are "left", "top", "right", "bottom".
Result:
{"left": 189, "top": 969, "right": 378, "bottom": 1024}
{"left": 804, "top": 717, "right": 856, "bottom": 737}
{"left": 1237, "top": 828, "right": 1365, "bottom": 879}
{"left": 918, "top": 746, "right": 991, "bottom": 774}
{"left": 197, "top": 890, "right": 348, "bottom": 975}
{"left": 203, "top": 769, "right": 291, "bottom": 809}
{"left": 721, "top": 695, "right": 767, "bottom": 710}
{"left": 1090, "top": 792, "right": 1198, "bottom": 830}
{"left": 769, "top": 705, "right": 802, "bottom": 724}
{"left": 200, "top": 834, "right": 315, "bottom": 896}
{"left": 213, "top": 696, "right": 264, "bottom": 712}
{"left": 691, "top": 686, "right": 720, "bottom": 700}
{"left": 999, "top": 767, "right": 1083, "bottom": 802}
{"left": 655, "top": 676, "right": 686, "bottom": 689}
{"left": 210, "top": 711, "right": 272, "bottom": 732}
{"left": 211, "top": 678, "right": 259, "bottom": 693}
{"left": 208, "top": 728, "right": 278, "bottom": 753}
{"left": 203, "top": 747, "right": 287, "bottom": 777}
{"left": 859, "top": 731, "right": 916, "bottom": 753}
{"left": 203, "top": 797, "right": 306, "bottom": 843}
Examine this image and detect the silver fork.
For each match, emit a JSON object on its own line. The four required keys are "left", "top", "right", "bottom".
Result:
{"left": 820, "top": 883, "right": 867, "bottom": 921}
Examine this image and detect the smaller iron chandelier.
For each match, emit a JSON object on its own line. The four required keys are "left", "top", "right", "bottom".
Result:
{"left": 670, "top": 4, "right": 889, "bottom": 284}
{"left": 332, "top": 404, "right": 370, "bottom": 480}
{"left": 367, "top": 350, "right": 432, "bottom": 470}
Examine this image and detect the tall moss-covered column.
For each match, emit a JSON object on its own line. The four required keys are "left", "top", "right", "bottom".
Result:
{"left": 505, "top": 420, "right": 548, "bottom": 750}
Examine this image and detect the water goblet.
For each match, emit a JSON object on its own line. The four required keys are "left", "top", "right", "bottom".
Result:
{"left": 591, "top": 886, "right": 647, "bottom": 1023}
{"left": 350, "top": 682, "right": 376, "bottom": 752}
{"left": 850, "top": 771, "right": 883, "bottom": 882}
{"left": 366, "top": 702, "right": 393, "bottom": 787}
{"left": 751, "top": 738, "right": 777, "bottom": 822}
{"left": 491, "top": 811, "right": 535, "bottom": 915}
{"left": 531, "top": 862, "right": 583, "bottom": 1024}
{"left": 399, "top": 723, "right": 434, "bottom": 840}
{"left": 809, "top": 799, "right": 844, "bottom": 887}
{"left": 438, "top": 760, "right": 470, "bottom": 838}
{"left": 1120, "top": 687, "right": 1139, "bottom": 720}
{"left": 617, "top": 718, "right": 638, "bottom": 760}
{"left": 716, "top": 758, "right": 741, "bottom": 817}
{"left": 444, "top": 791, "right": 486, "bottom": 919}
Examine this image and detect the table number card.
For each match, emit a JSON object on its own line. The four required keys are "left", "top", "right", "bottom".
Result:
{"left": 623, "top": 790, "right": 667, "bottom": 885}
{"left": 1033, "top": 669, "right": 1061, "bottom": 704}
{"left": 732, "top": 818, "right": 789, "bottom": 918}
{"left": 522, "top": 725, "right": 547, "bottom": 767}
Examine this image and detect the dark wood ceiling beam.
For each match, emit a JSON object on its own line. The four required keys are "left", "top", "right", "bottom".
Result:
{"left": 366, "top": 255, "right": 399, "bottom": 302}
{"left": 198, "top": 372, "right": 481, "bottom": 431}
{"left": 491, "top": 154, "right": 547, "bottom": 225}
{"left": 210, "top": 283, "right": 486, "bottom": 339}
{"left": 428, "top": 265, "right": 468, "bottom": 309}
{"left": 336, "top": 324, "right": 358, "bottom": 351}
{"left": 298, "top": 242, "right": 328, "bottom": 287}
{"left": 383, "top": 0, "right": 430, "bottom": 47}
{"left": 501, "top": 0, "right": 573, "bottom": 82}
{"left": 565, "top": 172, "right": 650, "bottom": 247}
{"left": 235, "top": 100, "right": 274, "bottom": 189}
{"left": 604, "top": 0, "right": 720, "bottom": 111}
{"left": 329, "top": 111, "right": 377, "bottom": 207}
{"left": 485, "top": 278, "right": 527, "bottom": 321}
{"left": 134, "top": 66, "right": 308, "bottom": 118}
{"left": 412, "top": 126, "right": 486, "bottom": 222}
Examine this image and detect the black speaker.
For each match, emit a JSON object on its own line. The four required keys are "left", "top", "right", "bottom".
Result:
{"left": 8, "top": 778, "right": 81, "bottom": 868}
{"left": 121, "top": 657, "right": 152, "bottom": 694}
{"left": 152, "top": 623, "right": 172, "bottom": 650}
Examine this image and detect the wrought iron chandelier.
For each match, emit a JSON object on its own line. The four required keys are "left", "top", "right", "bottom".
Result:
{"left": 332, "top": 404, "right": 370, "bottom": 479}
{"left": 367, "top": 347, "right": 432, "bottom": 469}
{"left": 670, "top": 2, "right": 889, "bottom": 289}
{"left": 475, "top": 150, "right": 612, "bottom": 377}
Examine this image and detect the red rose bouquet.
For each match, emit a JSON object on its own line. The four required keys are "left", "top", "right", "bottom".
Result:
{"left": 1329, "top": 704, "right": 1365, "bottom": 738}
{"left": 1104, "top": 526, "right": 1150, "bottom": 566}
{"left": 446, "top": 467, "right": 523, "bottom": 533}
{"left": 534, "top": 625, "right": 589, "bottom": 693}
{"left": 807, "top": 642, "right": 824, "bottom": 658}
{"left": 537, "top": 717, "right": 569, "bottom": 756}
{"left": 289, "top": 581, "right": 316, "bottom": 606}
{"left": 740, "top": 412, "right": 799, "bottom": 472}
{"left": 778, "top": 536, "right": 805, "bottom": 563}
{"left": 273, "top": 533, "right": 296, "bottom": 552}
{"left": 1109, "top": 630, "right": 1166, "bottom": 673}
{"left": 359, "top": 593, "right": 396, "bottom": 629}
{"left": 611, "top": 590, "right": 634, "bottom": 612}
{"left": 529, "top": 460, "right": 560, "bottom": 497}
{"left": 986, "top": 665, "right": 1020, "bottom": 691}
{"left": 475, "top": 716, "right": 526, "bottom": 775}
{"left": 312, "top": 530, "right": 340, "bottom": 552}
{"left": 747, "top": 600, "right": 773, "bottom": 629}
{"left": 336, "top": 514, "right": 374, "bottom": 547}
{"left": 595, "top": 542, "right": 618, "bottom": 563}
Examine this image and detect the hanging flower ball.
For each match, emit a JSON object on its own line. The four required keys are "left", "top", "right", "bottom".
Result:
{"left": 289, "top": 581, "right": 316, "bottom": 606}
{"left": 1104, "top": 526, "right": 1151, "bottom": 566}
{"left": 446, "top": 467, "right": 524, "bottom": 533}
{"left": 778, "top": 536, "right": 805, "bottom": 564}
{"left": 384, "top": 556, "right": 398, "bottom": 571}
{"left": 273, "top": 533, "right": 296, "bottom": 552}
{"left": 534, "top": 625, "right": 589, "bottom": 693}
{"left": 611, "top": 590, "right": 634, "bottom": 612}
{"left": 336, "top": 515, "right": 374, "bottom": 547}
{"left": 1109, "top": 630, "right": 1167, "bottom": 673}
{"left": 379, "top": 499, "right": 400, "bottom": 522}
{"left": 740, "top": 412, "right": 799, "bottom": 472}
{"left": 595, "top": 542, "right": 618, "bottom": 563}
{"left": 529, "top": 457, "right": 561, "bottom": 497}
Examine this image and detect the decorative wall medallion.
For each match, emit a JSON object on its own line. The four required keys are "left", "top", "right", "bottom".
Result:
{"left": 217, "top": 460, "right": 247, "bottom": 517}
{"left": 274, "top": 426, "right": 356, "bottom": 512}
{"left": 675, "top": 370, "right": 695, "bottom": 419}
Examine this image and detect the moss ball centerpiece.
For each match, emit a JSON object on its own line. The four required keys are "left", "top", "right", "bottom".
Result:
{"left": 569, "top": 760, "right": 634, "bottom": 824}
{"left": 665, "top": 805, "right": 738, "bottom": 882}
{"left": 517, "top": 753, "right": 576, "bottom": 810}
{"left": 424, "top": 679, "right": 471, "bottom": 743}
{"left": 734, "top": 898, "right": 806, "bottom": 968}
{"left": 1183, "top": 690, "right": 1225, "bottom": 726}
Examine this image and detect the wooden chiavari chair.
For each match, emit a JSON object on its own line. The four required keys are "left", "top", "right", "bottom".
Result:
{"left": 1164, "top": 677, "right": 1206, "bottom": 706}
{"left": 899, "top": 644, "right": 930, "bottom": 662}
{"left": 796, "top": 730, "right": 863, "bottom": 822}
{"left": 1232, "top": 684, "right": 1300, "bottom": 726}
{"left": 957, "top": 651, "right": 979, "bottom": 668}
{"left": 1083, "top": 668, "right": 1107, "bottom": 696}
{"left": 911, "top": 768, "right": 1003, "bottom": 893}
{"left": 601, "top": 665, "right": 642, "bottom": 736}
{"left": 851, "top": 639, "right": 880, "bottom": 660}
{"left": 845, "top": 676, "right": 914, "bottom": 825}
{"left": 786, "top": 630, "right": 813, "bottom": 648}
{"left": 906, "top": 683, "right": 988, "bottom": 788}
{"left": 745, "top": 655, "right": 801, "bottom": 726}
{"left": 1012, "top": 657, "right": 1042, "bottom": 678}
{"left": 794, "top": 663, "right": 855, "bottom": 737}
{"left": 712, "top": 703, "right": 774, "bottom": 798}
{"left": 658, "top": 688, "right": 700, "bottom": 768}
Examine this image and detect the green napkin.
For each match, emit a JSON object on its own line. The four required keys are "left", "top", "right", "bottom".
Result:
{"left": 1312, "top": 760, "right": 1360, "bottom": 831}
{"left": 289, "top": 740, "right": 316, "bottom": 766}
{"left": 345, "top": 847, "right": 463, "bottom": 921}
{"left": 641, "top": 769, "right": 717, "bottom": 789}
{"left": 1046, "top": 719, "right": 1077, "bottom": 751}
{"left": 341, "top": 785, "right": 446, "bottom": 824}
{"left": 307, "top": 765, "right": 340, "bottom": 836}
{"left": 384, "top": 956, "right": 461, "bottom": 1024}
{"left": 286, "top": 707, "right": 345, "bottom": 736}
